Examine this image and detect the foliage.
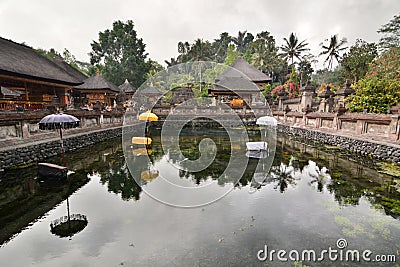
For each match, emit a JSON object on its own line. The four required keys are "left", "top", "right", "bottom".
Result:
{"left": 319, "top": 34, "right": 348, "bottom": 70}
{"left": 378, "top": 13, "right": 400, "bottom": 50}
{"left": 347, "top": 77, "right": 400, "bottom": 113}
{"left": 312, "top": 67, "right": 345, "bottom": 87}
{"left": 279, "top": 32, "right": 310, "bottom": 65}
{"left": 316, "top": 83, "right": 340, "bottom": 94}
{"left": 347, "top": 47, "right": 400, "bottom": 114}
{"left": 340, "top": 39, "right": 378, "bottom": 82}
{"left": 297, "top": 59, "right": 314, "bottom": 86}
{"left": 224, "top": 44, "right": 239, "bottom": 66}
{"left": 89, "top": 20, "right": 151, "bottom": 88}
{"left": 270, "top": 68, "right": 300, "bottom": 99}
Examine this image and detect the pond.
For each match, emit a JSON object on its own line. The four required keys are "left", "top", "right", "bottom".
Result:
{"left": 0, "top": 127, "right": 399, "bottom": 266}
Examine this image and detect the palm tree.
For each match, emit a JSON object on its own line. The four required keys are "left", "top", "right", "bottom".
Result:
{"left": 232, "top": 31, "right": 254, "bottom": 55}
{"left": 280, "top": 33, "right": 310, "bottom": 66}
{"left": 319, "top": 34, "right": 348, "bottom": 70}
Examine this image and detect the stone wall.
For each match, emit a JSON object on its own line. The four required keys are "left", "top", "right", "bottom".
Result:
{"left": 0, "top": 127, "right": 122, "bottom": 170}
{"left": 278, "top": 124, "right": 400, "bottom": 164}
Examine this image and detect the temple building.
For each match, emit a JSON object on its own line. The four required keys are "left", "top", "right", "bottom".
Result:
{"left": 0, "top": 37, "right": 85, "bottom": 110}
{"left": 73, "top": 74, "right": 120, "bottom": 107}
{"left": 210, "top": 57, "right": 272, "bottom": 106}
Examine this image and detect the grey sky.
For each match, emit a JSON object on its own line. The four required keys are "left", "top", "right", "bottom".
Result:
{"left": 0, "top": 0, "right": 399, "bottom": 69}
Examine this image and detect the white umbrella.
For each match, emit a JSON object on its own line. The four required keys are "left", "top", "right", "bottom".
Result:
{"left": 39, "top": 113, "right": 80, "bottom": 164}
{"left": 256, "top": 116, "right": 277, "bottom": 126}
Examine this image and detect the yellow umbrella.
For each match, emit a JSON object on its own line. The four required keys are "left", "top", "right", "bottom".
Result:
{"left": 141, "top": 170, "right": 159, "bottom": 181}
{"left": 139, "top": 110, "right": 158, "bottom": 122}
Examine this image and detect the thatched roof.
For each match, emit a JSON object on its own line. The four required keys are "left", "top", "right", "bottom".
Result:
{"left": 216, "top": 57, "right": 272, "bottom": 83}
{"left": 53, "top": 59, "right": 87, "bottom": 82}
{"left": 74, "top": 75, "right": 120, "bottom": 92}
{"left": 0, "top": 37, "right": 83, "bottom": 85}
{"left": 139, "top": 84, "right": 163, "bottom": 95}
{"left": 119, "top": 79, "right": 136, "bottom": 93}
{"left": 213, "top": 77, "right": 261, "bottom": 93}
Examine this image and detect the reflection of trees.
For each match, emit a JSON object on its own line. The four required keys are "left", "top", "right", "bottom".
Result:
{"left": 306, "top": 161, "right": 331, "bottom": 192}
{"left": 98, "top": 151, "right": 142, "bottom": 201}
{"left": 267, "top": 159, "right": 298, "bottom": 193}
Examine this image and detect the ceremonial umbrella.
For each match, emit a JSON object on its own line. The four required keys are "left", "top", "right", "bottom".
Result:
{"left": 39, "top": 113, "right": 80, "bottom": 164}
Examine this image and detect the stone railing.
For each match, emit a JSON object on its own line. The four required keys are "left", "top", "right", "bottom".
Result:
{"left": 274, "top": 110, "right": 400, "bottom": 142}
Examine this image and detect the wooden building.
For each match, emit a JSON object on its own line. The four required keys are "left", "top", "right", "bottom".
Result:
{"left": 118, "top": 79, "right": 136, "bottom": 104}
{"left": 0, "top": 37, "right": 85, "bottom": 110}
{"left": 73, "top": 74, "right": 120, "bottom": 107}
{"left": 210, "top": 57, "right": 272, "bottom": 106}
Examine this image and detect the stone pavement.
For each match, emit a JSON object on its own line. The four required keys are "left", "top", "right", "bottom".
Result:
{"left": 0, "top": 123, "right": 123, "bottom": 152}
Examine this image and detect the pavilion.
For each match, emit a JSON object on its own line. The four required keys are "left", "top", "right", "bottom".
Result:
{"left": 0, "top": 37, "right": 85, "bottom": 110}
{"left": 210, "top": 57, "right": 272, "bottom": 106}
{"left": 73, "top": 74, "right": 120, "bottom": 107}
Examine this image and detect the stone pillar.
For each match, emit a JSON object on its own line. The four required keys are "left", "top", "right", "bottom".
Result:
{"left": 390, "top": 115, "right": 400, "bottom": 140}
{"left": 335, "top": 80, "right": 355, "bottom": 109}
{"left": 300, "top": 81, "right": 316, "bottom": 111}
{"left": 318, "top": 85, "right": 334, "bottom": 112}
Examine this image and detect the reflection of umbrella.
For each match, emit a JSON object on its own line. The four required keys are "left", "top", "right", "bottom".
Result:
{"left": 139, "top": 110, "right": 158, "bottom": 121}
{"left": 39, "top": 113, "right": 80, "bottom": 164}
{"left": 141, "top": 169, "right": 159, "bottom": 181}
{"left": 50, "top": 198, "right": 88, "bottom": 239}
{"left": 132, "top": 147, "right": 152, "bottom": 156}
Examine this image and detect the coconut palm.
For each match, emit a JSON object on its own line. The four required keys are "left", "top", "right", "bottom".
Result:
{"left": 319, "top": 34, "right": 348, "bottom": 70}
{"left": 280, "top": 33, "right": 310, "bottom": 66}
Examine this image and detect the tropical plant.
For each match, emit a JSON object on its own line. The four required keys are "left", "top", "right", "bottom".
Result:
{"left": 378, "top": 13, "right": 400, "bottom": 50}
{"left": 319, "top": 34, "right": 347, "bottom": 70}
{"left": 280, "top": 33, "right": 310, "bottom": 66}
{"left": 347, "top": 47, "right": 400, "bottom": 114}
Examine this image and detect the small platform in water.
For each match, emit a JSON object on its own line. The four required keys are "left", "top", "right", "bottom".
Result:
{"left": 38, "top": 163, "right": 68, "bottom": 180}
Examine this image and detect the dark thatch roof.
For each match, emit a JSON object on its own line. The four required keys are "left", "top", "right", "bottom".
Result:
{"left": 119, "top": 79, "right": 136, "bottom": 93}
{"left": 0, "top": 37, "right": 83, "bottom": 85}
{"left": 74, "top": 75, "right": 120, "bottom": 92}
{"left": 139, "top": 85, "right": 163, "bottom": 95}
{"left": 53, "top": 59, "right": 87, "bottom": 82}
{"left": 213, "top": 77, "right": 261, "bottom": 93}
{"left": 216, "top": 57, "right": 272, "bottom": 83}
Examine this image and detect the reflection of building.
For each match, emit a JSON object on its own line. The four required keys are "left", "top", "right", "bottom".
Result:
{"left": 0, "top": 37, "right": 85, "bottom": 110}
{"left": 210, "top": 57, "right": 272, "bottom": 106}
{"left": 73, "top": 73, "right": 120, "bottom": 107}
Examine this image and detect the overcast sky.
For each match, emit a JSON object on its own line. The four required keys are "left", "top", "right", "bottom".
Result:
{"left": 0, "top": 0, "right": 399, "bottom": 69}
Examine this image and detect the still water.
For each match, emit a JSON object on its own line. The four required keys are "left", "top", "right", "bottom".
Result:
{"left": 0, "top": 127, "right": 399, "bottom": 266}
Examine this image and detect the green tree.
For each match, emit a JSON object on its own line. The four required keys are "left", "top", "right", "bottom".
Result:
{"left": 340, "top": 39, "right": 378, "bottom": 82}
{"left": 212, "top": 32, "right": 232, "bottom": 63}
{"left": 297, "top": 59, "right": 314, "bottom": 86}
{"left": 89, "top": 20, "right": 150, "bottom": 87}
{"left": 347, "top": 47, "right": 400, "bottom": 113}
{"left": 319, "top": 34, "right": 347, "bottom": 70}
{"left": 224, "top": 44, "right": 239, "bottom": 65}
{"left": 232, "top": 31, "right": 254, "bottom": 55}
{"left": 378, "top": 13, "right": 400, "bottom": 50}
{"left": 280, "top": 33, "right": 310, "bottom": 66}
